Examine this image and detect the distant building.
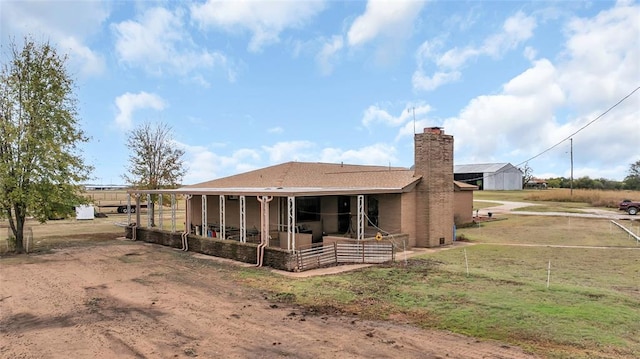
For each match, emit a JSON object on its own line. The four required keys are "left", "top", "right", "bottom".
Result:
{"left": 525, "top": 178, "right": 548, "bottom": 189}
{"left": 84, "top": 184, "right": 128, "bottom": 191}
{"left": 454, "top": 163, "right": 523, "bottom": 190}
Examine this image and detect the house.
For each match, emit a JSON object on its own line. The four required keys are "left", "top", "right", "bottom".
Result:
{"left": 125, "top": 128, "right": 475, "bottom": 271}
{"left": 525, "top": 178, "right": 548, "bottom": 189}
{"left": 454, "top": 163, "right": 523, "bottom": 190}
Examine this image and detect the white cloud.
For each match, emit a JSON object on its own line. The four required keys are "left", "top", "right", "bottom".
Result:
{"left": 411, "top": 70, "right": 461, "bottom": 91}
{"left": 114, "top": 92, "right": 166, "bottom": 130}
{"left": 59, "top": 36, "right": 105, "bottom": 77}
{"left": 262, "top": 141, "right": 316, "bottom": 163}
{"left": 444, "top": 59, "right": 565, "bottom": 157}
{"left": 442, "top": 1, "right": 640, "bottom": 180}
{"left": 178, "top": 142, "right": 261, "bottom": 184}
{"left": 558, "top": 1, "right": 640, "bottom": 112}
{"left": 267, "top": 127, "right": 284, "bottom": 134}
{"left": 523, "top": 46, "right": 537, "bottom": 61}
{"left": 316, "top": 35, "right": 344, "bottom": 75}
{"left": 112, "top": 6, "right": 231, "bottom": 80}
{"left": 190, "top": 0, "right": 326, "bottom": 52}
{"left": 178, "top": 140, "right": 405, "bottom": 184}
{"left": 319, "top": 144, "right": 398, "bottom": 166}
{"left": 347, "top": 0, "right": 425, "bottom": 47}
{"left": 0, "top": 1, "right": 108, "bottom": 78}
{"left": 414, "top": 11, "right": 537, "bottom": 91}
{"left": 362, "top": 104, "right": 431, "bottom": 128}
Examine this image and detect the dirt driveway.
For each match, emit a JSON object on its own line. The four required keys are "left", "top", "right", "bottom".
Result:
{"left": 0, "top": 240, "right": 537, "bottom": 359}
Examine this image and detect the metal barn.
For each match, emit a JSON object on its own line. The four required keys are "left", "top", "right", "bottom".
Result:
{"left": 454, "top": 163, "right": 522, "bottom": 190}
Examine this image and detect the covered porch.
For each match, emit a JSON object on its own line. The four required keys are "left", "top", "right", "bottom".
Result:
{"left": 124, "top": 187, "right": 410, "bottom": 269}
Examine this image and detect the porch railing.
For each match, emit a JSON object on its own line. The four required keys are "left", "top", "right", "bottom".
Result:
{"left": 295, "top": 241, "right": 394, "bottom": 271}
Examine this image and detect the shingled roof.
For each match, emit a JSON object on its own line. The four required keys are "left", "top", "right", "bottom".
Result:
{"left": 184, "top": 161, "right": 420, "bottom": 195}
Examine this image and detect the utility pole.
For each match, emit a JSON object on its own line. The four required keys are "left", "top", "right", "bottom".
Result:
{"left": 570, "top": 138, "right": 574, "bottom": 197}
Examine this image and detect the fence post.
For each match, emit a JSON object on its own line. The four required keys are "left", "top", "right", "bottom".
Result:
{"left": 333, "top": 242, "right": 338, "bottom": 264}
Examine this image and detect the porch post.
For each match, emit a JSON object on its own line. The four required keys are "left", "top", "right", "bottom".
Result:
{"left": 357, "top": 195, "right": 364, "bottom": 241}
{"left": 171, "top": 194, "right": 176, "bottom": 233}
{"left": 185, "top": 195, "right": 192, "bottom": 234}
{"left": 202, "top": 195, "right": 207, "bottom": 237}
{"left": 126, "top": 193, "right": 132, "bottom": 224}
{"left": 158, "top": 194, "right": 163, "bottom": 230}
{"left": 240, "top": 195, "right": 246, "bottom": 243}
{"left": 256, "top": 196, "right": 274, "bottom": 267}
{"left": 135, "top": 194, "right": 141, "bottom": 228}
{"left": 146, "top": 193, "right": 152, "bottom": 228}
{"left": 287, "top": 196, "right": 296, "bottom": 251}
{"left": 219, "top": 195, "right": 226, "bottom": 239}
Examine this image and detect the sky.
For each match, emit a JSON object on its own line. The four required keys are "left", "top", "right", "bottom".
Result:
{"left": 1, "top": 0, "right": 639, "bottom": 185}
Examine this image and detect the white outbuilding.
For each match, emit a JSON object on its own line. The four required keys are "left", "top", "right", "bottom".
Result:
{"left": 75, "top": 205, "right": 95, "bottom": 220}
{"left": 454, "top": 163, "right": 523, "bottom": 190}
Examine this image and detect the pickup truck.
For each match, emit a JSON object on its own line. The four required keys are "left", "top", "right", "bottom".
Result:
{"left": 619, "top": 199, "right": 639, "bottom": 215}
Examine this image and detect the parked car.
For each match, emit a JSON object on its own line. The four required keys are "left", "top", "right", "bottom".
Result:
{"left": 619, "top": 199, "right": 639, "bottom": 215}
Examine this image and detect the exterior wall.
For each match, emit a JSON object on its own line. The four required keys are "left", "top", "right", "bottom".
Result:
{"left": 400, "top": 191, "right": 416, "bottom": 247}
{"left": 372, "top": 194, "right": 402, "bottom": 235}
{"left": 453, "top": 190, "right": 474, "bottom": 225}
{"left": 126, "top": 227, "right": 297, "bottom": 271}
{"left": 321, "top": 196, "right": 338, "bottom": 234}
{"left": 413, "top": 128, "right": 454, "bottom": 247}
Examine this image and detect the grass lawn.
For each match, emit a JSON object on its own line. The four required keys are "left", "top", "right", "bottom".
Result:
{"left": 3, "top": 189, "right": 639, "bottom": 358}
{"left": 234, "top": 215, "right": 640, "bottom": 359}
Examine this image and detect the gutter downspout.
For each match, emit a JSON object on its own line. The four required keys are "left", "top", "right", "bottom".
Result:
{"left": 182, "top": 195, "right": 193, "bottom": 251}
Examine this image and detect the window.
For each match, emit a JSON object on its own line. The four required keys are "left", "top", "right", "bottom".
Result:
{"left": 296, "top": 197, "right": 321, "bottom": 222}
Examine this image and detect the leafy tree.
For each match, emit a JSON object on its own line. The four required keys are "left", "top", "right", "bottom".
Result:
{"left": 0, "top": 37, "right": 92, "bottom": 253}
{"left": 624, "top": 160, "right": 640, "bottom": 190}
{"left": 546, "top": 177, "right": 565, "bottom": 188}
{"left": 123, "top": 122, "right": 185, "bottom": 226}
{"left": 519, "top": 162, "right": 533, "bottom": 188}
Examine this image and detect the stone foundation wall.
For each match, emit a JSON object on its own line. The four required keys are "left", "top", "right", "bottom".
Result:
{"left": 125, "top": 227, "right": 296, "bottom": 271}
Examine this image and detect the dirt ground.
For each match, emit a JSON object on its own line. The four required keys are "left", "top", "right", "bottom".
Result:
{"left": 0, "top": 239, "right": 539, "bottom": 359}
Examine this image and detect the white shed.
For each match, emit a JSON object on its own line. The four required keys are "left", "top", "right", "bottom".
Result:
{"left": 454, "top": 163, "right": 523, "bottom": 190}
{"left": 75, "top": 205, "right": 95, "bottom": 220}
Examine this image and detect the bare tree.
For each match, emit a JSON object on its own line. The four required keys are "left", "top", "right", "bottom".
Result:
{"left": 123, "top": 122, "right": 185, "bottom": 226}
{"left": 519, "top": 162, "right": 534, "bottom": 189}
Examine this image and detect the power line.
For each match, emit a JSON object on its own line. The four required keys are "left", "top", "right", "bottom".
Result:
{"left": 513, "top": 86, "right": 639, "bottom": 168}
{"left": 457, "top": 85, "right": 640, "bottom": 184}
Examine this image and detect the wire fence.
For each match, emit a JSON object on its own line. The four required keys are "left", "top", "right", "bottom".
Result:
{"left": 2, "top": 226, "right": 33, "bottom": 254}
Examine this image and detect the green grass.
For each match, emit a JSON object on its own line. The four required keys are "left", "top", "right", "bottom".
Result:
{"left": 474, "top": 190, "right": 532, "bottom": 201}
{"left": 231, "top": 215, "right": 640, "bottom": 358}
{"left": 458, "top": 216, "right": 640, "bottom": 247}
{"left": 510, "top": 201, "right": 593, "bottom": 213}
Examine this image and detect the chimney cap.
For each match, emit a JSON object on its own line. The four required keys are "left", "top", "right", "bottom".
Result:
{"left": 424, "top": 127, "right": 443, "bottom": 134}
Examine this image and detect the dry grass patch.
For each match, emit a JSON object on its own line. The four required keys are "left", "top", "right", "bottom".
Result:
{"left": 474, "top": 189, "right": 640, "bottom": 209}
{"left": 524, "top": 188, "right": 640, "bottom": 208}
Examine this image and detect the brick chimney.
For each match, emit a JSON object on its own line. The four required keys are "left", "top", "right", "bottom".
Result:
{"left": 413, "top": 127, "right": 454, "bottom": 247}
